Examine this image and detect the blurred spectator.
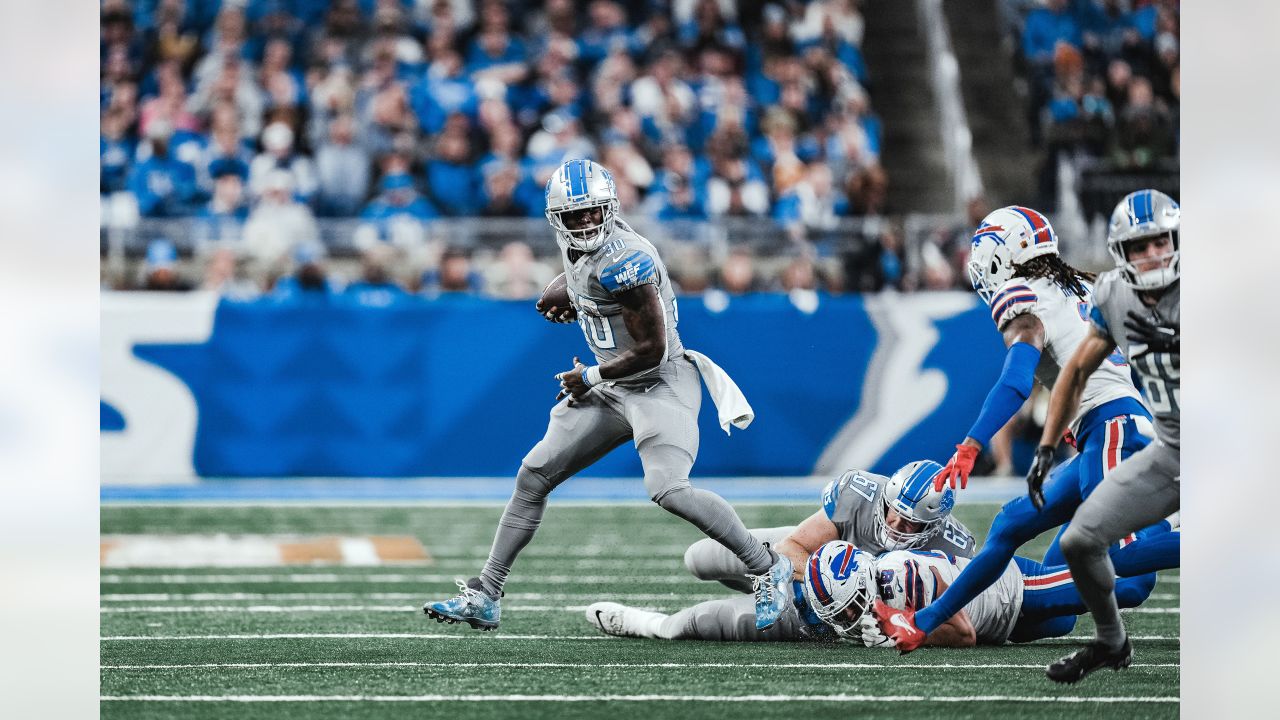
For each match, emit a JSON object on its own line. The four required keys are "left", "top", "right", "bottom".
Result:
{"left": 355, "top": 169, "right": 438, "bottom": 251}
{"left": 198, "top": 103, "right": 258, "bottom": 192}
{"left": 314, "top": 113, "right": 371, "bottom": 215}
{"left": 345, "top": 245, "right": 411, "bottom": 307}
{"left": 1110, "top": 76, "right": 1175, "bottom": 169}
{"left": 773, "top": 162, "right": 849, "bottom": 242}
{"left": 139, "top": 60, "right": 201, "bottom": 136}
{"left": 189, "top": 56, "right": 265, "bottom": 140}
{"left": 679, "top": 0, "right": 746, "bottom": 53}
{"left": 243, "top": 169, "right": 320, "bottom": 272}
{"left": 579, "top": 1, "right": 635, "bottom": 65}
{"left": 653, "top": 172, "right": 707, "bottom": 221}
{"left": 922, "top": 195, "right": 989, "bottom": 291}
{"left": 425, "top": 126, "right": 482, "bottom": 216}
{"left": 630, "top": 50, "right": 696, "bottom": 145}
{"left": 249, "top": 121, "right": 319, "bottom": 203}
{"left": 271, "top": 243, "right": 338, "bottom": 302}
{"left": 703, "top": 128, "right": 770, "bottom": 217}
{"left": 421, "top": 247, "right": 484, "bottom": 296}
{"left": 127, "top": 120, "right": 199, "bottom": 217}
{"left": 844, "top": 162, "right": 888, "bottom": 217}
{"left": 101, "top": 107, "right": 136, "bottom": 195}
{"left": 194, "top": 158, "right": 251, "bottom": 249}
{"left": 484, "top": 241, "right": 555, "bottom": 300}
{"left": 479, "top": 162, "right": 533, "bottom": 217}
{"left": 200, "top": 247, "right": 260, "bottom": 299}
{"left": 409, "top": 47, "right": 476, "bottom": 136}
{"left": 714, "top": 247, "right": 762, "bottom": 294}
{"left": 139, "top": 238, "right": 194, "bottom": 291}
{"left": 843, "top": 221, "right": 903, "bottom": 293}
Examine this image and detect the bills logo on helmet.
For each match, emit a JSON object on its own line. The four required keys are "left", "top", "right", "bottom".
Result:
{"left": 829, "top": 545, "right": 859, "bottom": 581}
{"left": 971, "top": 224, "right": 1006, "bottom": 246}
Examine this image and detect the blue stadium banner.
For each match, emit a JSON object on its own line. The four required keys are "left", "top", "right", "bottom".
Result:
{"left": 101, "top": 292, "right": 1004, "bottom": 480}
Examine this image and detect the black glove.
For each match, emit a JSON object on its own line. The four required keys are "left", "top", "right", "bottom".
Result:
{"left": 1123, "top": 310, "right": 1178, "bottom": 357}
{"left": 1026, "top": 445, "right": 1055, "bottom": 511}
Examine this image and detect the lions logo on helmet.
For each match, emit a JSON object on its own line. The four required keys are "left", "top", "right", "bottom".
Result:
{"left": 802, "top": 541, "right": 876, "bottom": 639}
{"left": 877, "top": 460, "right": 956, "bottom": 550}
{"left": 1107, "top": 189, "right": 1179, "bottom": 290}
{"left": 967, "top": 206, "right": 1059, "bottom": 305}
{"left": 544, "top": 158, "right": 620, "bottom": 253}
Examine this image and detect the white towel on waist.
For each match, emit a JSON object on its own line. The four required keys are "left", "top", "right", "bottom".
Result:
{"left": 684, "top": 350, "right": 754, "bottom": 435}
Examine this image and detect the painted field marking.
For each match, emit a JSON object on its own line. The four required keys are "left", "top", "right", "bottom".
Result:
{"left": 102, "top": 661, "right": 1182, "bottom": 670}
{"left": 100, "top": 535, "right": 430, "bottom": 567}
{"left": 100, "top": 633, "right": 1180, "bottom": 642}
{"left": 99, "top": 694, "right": 1178, "bottom": 704}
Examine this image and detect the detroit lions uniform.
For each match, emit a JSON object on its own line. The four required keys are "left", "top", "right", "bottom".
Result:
{"left": 521, "top": 219, "right": 703, "bottom": 488}
{"left": 1061, "top": 274, "right": 1180, "bottom": 578}
{"left": 683, "top": 470, "right": 977, "bottom": 593}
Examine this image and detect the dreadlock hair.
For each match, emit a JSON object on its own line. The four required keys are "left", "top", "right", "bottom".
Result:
{"left": 1015, "top": 255, "right": 1096, "bottom": 300}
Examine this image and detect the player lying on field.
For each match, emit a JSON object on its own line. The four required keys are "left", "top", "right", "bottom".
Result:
{"left": 681, "top": 460, "right": 978, "bottom": 594}
{"left": 587, "top": 533, "right": 1171, "bottom": 645}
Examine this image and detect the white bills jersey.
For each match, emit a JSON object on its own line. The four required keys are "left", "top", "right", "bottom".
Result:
{"left": 875, "top": 550, "right": 1023, "bottom": 645}
{"left": 988, "top": 276, "right": 1142, "bottom": 435}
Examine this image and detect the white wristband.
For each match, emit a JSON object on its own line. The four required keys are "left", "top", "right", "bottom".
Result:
{"left": 584, "top": 365, "right": 604, "bottom": 386}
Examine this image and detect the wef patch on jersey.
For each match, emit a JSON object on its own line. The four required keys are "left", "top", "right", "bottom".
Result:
{"left": 599, "top": 250, "right": 657, "bottom": 293}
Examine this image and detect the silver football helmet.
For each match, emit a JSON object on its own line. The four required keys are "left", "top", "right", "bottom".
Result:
{"left": 1107, "top": 189, "right": 1180, "bottom": 290}
{"left": 967, "top": 205, "right": 1059, "bottom": 305}
{"left": 801, "top": 541, "right": 877, "bottom": 639}
{"left": 544, "top": 158, "right": 619, "bottom": 253}
{"left": 876, "top": 460, "right": 956, "bottom": 550}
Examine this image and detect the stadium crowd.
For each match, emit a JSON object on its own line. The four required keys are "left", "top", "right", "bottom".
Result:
{"left": 1011, "top": 0, "right": 1179, "bottom": 205}
{"left": 101, "top": 0, "right": 900, "bottom": 293}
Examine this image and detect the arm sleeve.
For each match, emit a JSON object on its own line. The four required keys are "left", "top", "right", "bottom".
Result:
{"left": 965, "top": 341, "right": 1041, "bottom": 446}
{"left": 599, "top": 250, "right": 659, "bottom": 294}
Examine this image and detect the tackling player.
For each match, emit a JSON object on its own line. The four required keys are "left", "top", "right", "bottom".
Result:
{"left": 682, "top": 460, "right": 976, "bottom": 594}
{"left": 424, "top": 159, "right": 792, "bottom": 632}
{"left": 1032, "top": 190, "right": 1181, "bottom": 683}
{"left": 874, "top": 205, "right": 1178, "bottom": 653}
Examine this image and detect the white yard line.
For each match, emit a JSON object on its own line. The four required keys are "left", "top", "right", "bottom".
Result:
{"left": 100, "top": 632, "right": 1179, "bottom": 642}
{"left": 99, "top": 604, "right": 1179, "bottom": 615}
{"left": 100, "top": 573, "right": 698, "bottom": 584}
{"left": 99, "top": 693, "right": 1177, "bottom": 704}
{"left": 100, "top": 592, "right": 729, "bottom": 602}
{"left": 102, "top": 661, "right": 1182, "bottom": 670}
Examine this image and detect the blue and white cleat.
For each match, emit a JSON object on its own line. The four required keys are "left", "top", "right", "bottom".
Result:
{"left": 751, "top": 553, "right": 794, "bottom": 631}
{"left": 423, "top": 577, "right": 501, "bottom": 631}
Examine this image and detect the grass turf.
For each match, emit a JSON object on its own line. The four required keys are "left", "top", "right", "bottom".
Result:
{"left": 101, "top": 502, "right": 1179, "bottom": 719}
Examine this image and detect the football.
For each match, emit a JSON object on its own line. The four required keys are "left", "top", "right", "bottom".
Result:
{"left": 536, "top": 272, "right": 574, "bottom": 320}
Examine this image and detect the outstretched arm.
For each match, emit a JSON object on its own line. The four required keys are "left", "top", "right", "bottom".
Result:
{"left": 1038, "top": 326, "right": 1115, "bottom": 448}
{"left": 936, "top": 313, "right": 1045, "bottom": 490}
{"left": 774, "top": 511, "right": 840, "bottom": 580}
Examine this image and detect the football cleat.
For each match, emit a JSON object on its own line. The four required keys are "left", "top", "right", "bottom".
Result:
{"left": 585, "top": 601, "right": 665, "bottom": 639}
{"left": 873, "top": 597, "right": 927, "bottom": 654}
{"left": 751, "top": 553, "right": 794, "bottom": 631}
{"left": 1046, "top": 637, "right": 1133, "bottom": 684}
{"left": 422, "top": 577, "right": 501, "bottom": 631}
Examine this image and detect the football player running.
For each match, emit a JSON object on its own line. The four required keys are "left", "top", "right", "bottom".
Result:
{"left": 874, "top": 205, "right": 1178, "bottom": 653}
{"left": 424, "top": 159, "right": 792, "bottom": 632}
{"left": 1032, "top": 190, "right": 1181, "bottom": 683}
{"left": 682, "top": 460, "right": 976, "bottom": 594}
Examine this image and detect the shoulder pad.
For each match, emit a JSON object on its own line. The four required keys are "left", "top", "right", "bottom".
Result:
{"left": 990, "top": 279, "right": 1040, "bottom": 330}
{"left": 599, "top": 249, "right": 658, "bottom": 294}
{"left": 821, "top": 474, "right": 848, "bottom": 519}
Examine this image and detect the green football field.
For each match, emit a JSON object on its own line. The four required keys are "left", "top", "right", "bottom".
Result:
{"left": 100, "top": 502, "right": 1179, "bottom": 719}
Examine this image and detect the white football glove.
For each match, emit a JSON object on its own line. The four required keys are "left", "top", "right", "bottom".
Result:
{"left": 859, "top": 614, "right": 898, "bottom": 649}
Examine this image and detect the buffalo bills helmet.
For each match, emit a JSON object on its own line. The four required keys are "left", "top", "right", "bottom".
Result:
{"left": 968, "top": 206, "right": 1059, "bottom": 304}
{"left": 801, "top": 541, "right": 877, "bottom": 639}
